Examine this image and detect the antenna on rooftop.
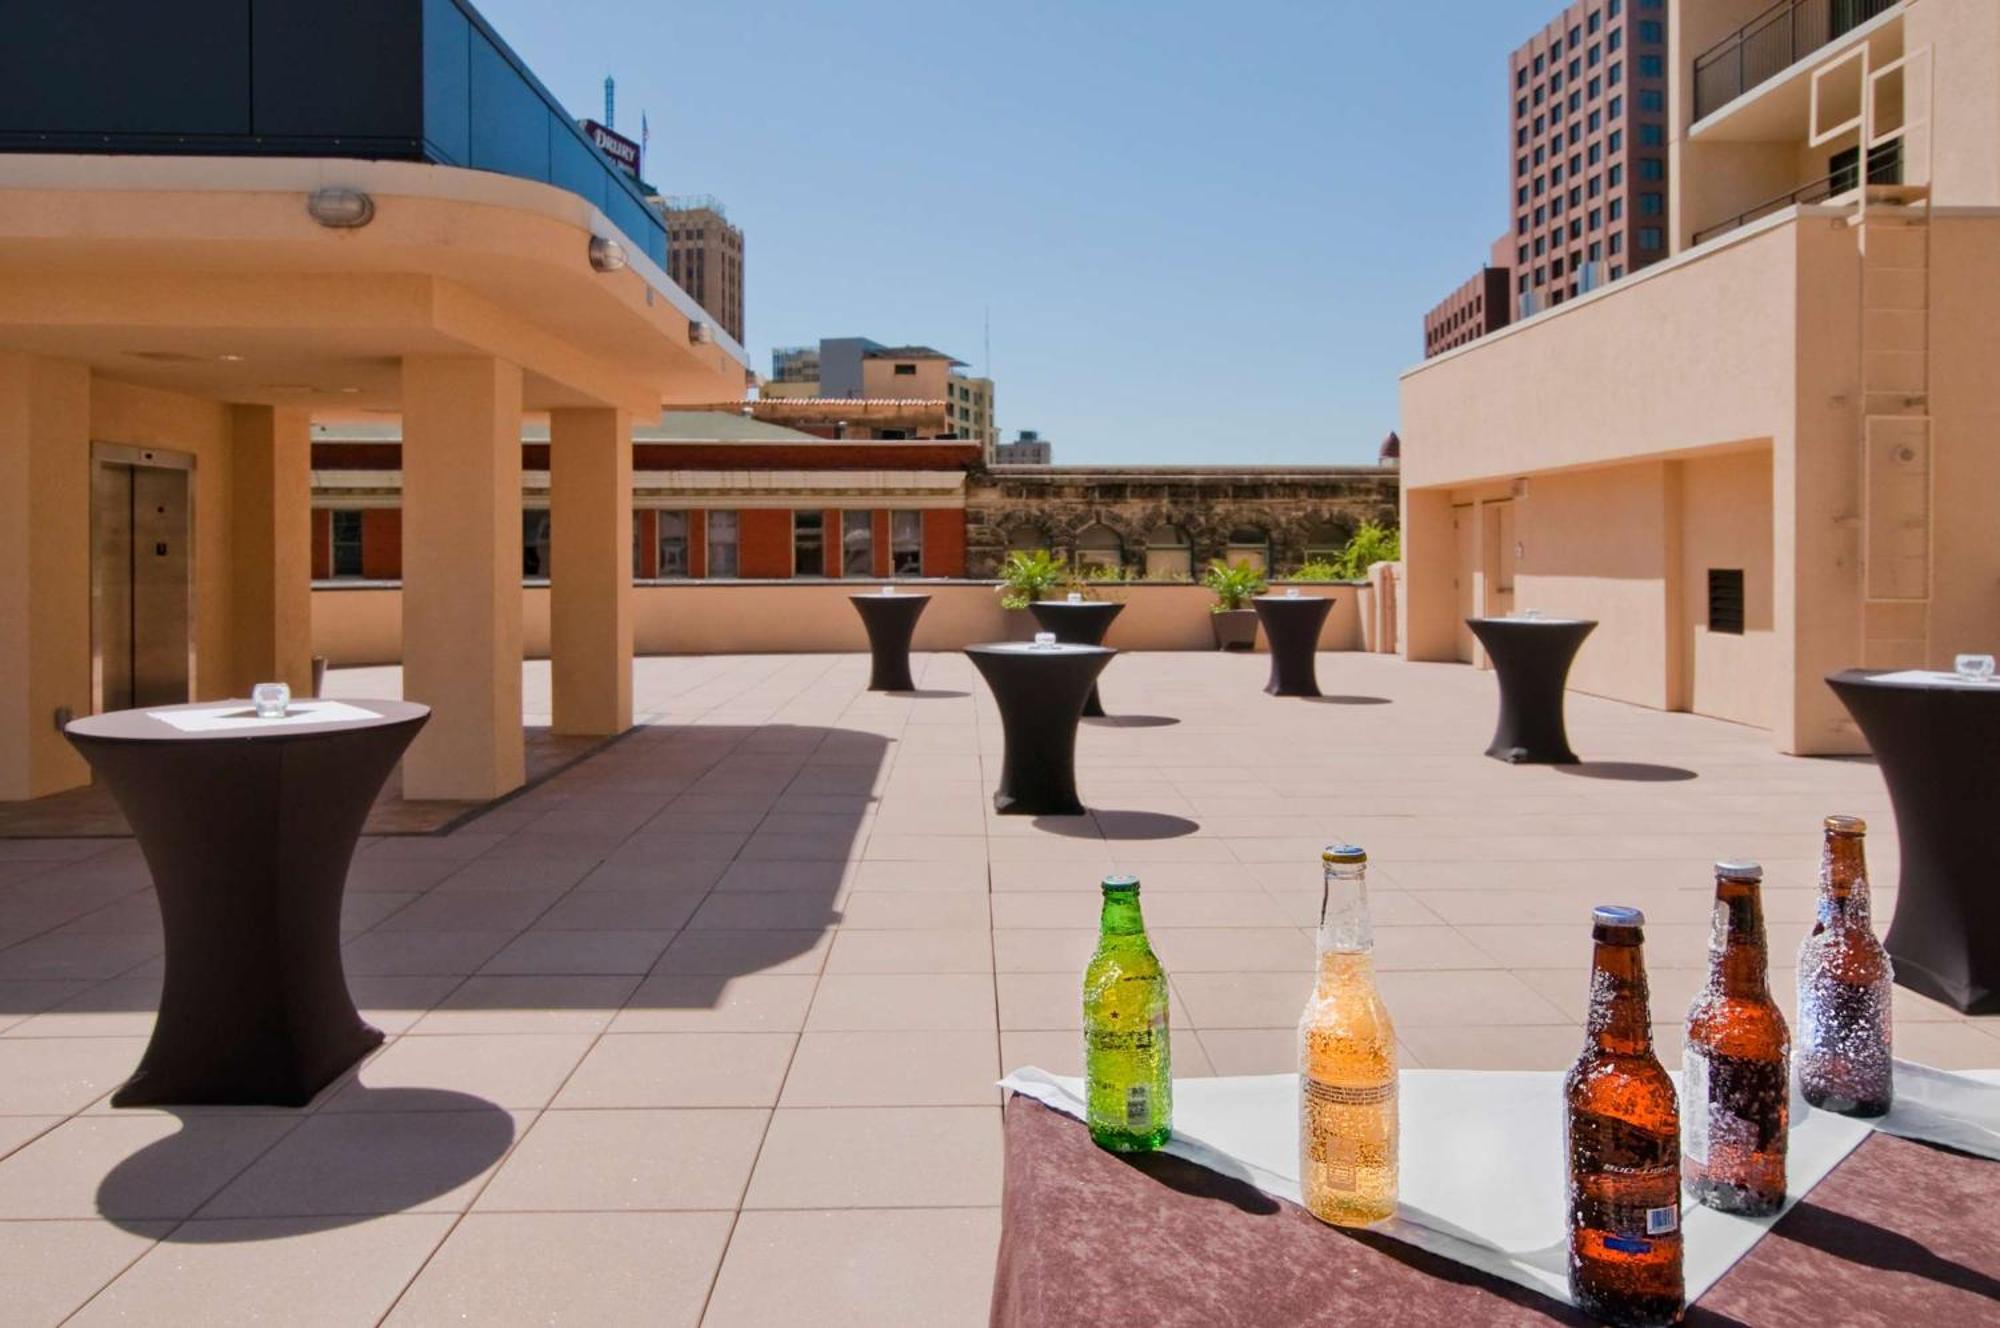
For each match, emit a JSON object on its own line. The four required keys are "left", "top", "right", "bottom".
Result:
{"left": 983, "top": 304, "right": 991, "bottom": 379}
{"left": 604, "top": 76, "right": 615, "bottom": 128}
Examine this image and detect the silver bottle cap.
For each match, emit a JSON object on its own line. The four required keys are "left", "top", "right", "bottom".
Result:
{"left": 1715, "top": 859, "right": 1763, "bottom": 881}
{"left": 1100, "top": 873, "right": 1141, "bottom": 893}
{"left": 1591, "top": 905, "right": 1645, "bottom": 928}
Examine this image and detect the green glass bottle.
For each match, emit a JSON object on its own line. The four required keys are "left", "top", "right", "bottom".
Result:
{"left": 1083, "top": 873, "right": 1172, "bottom": 1152}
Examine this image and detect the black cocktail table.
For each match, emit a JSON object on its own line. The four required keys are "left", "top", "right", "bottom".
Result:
{"left": 1027, "top": 600, "right": 1124, "bottom": 717}
{"left": 1465, "top": 616, "right": 1596, "bottom": 764}
{"left": 850, "top": 591, "right": 930, "bottom": 691}
{"left": 64, "top": 698, "right": 429, "bottom": 1106}
{"left": 1827, "top": 668, "right": 2000, "bottom": 1014}
{"left": 1251, "top": 594, "right": 1333, "bottom": 697}
{"left": 966, "top": 643, "right": 1114, "bottom": 815}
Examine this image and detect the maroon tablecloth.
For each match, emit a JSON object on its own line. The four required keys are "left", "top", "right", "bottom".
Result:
{"left": 992, "top": 1093, "right": 1999, "bottom": 1327}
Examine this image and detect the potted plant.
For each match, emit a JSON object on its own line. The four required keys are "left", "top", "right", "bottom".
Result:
{"left": 1204, "top": 558, "right": 1267, "bottom": 650}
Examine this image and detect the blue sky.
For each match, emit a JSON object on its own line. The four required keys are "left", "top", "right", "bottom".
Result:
{"left": 475, "top": 0, "right": 1559, "bottom": 464}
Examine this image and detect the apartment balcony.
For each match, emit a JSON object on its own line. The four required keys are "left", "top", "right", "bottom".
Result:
{"left": 1693, "top": 0, "right": 1901, "bottom": 123}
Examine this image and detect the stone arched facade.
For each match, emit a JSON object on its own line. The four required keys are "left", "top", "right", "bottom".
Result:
{"left": 964, "top": 466, "right": 1399, "bottom": 578}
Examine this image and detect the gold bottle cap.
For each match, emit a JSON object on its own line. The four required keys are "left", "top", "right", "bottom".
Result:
{"left": 1824, "top": 814, "right": 1867, "bottom": 835}
{"left": 1321, "top": 843, "right": 1367, "bottom": 865}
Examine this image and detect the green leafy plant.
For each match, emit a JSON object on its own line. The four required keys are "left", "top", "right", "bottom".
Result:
{"left": 995, "top": 548, "right": 1071, "bottom": 609}
{"left": 1330, "top": 521, "right": 1401, "bottom": 579}
{"left": 1203, "top": 558, "right": 1268, "bottom": 612}
{"left": 1083, "top": 562, "right": 1131, "bottom": 583}
{"left": 1281, "top": 558, "right": 1345, "bottom": 583}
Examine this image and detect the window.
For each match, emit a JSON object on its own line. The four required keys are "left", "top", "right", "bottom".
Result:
{"left": 523, "top": 509, "right": 551, "bottom": 579}
{"left": 1589, "top": 240, "right": 1603, "bottom": 262}
{"left": 1225, "top": 527, "right": 1270, "bottom": 575}
{"left": 1609, "top": 0, "right": 1621, "bottom": 13}
{"left": 1570, "top": 153, "right": 1583, "bottom": 174}
{"left": 1589, "top": 207, "right": 1602, "bottom": 229}
{"left": 1708, "top": 569, "right": 1745, "bottom": 634}
{"left": 1589, "top": 175, "right": 1602, "bottom": 198}
{"left": 1609, "top": 28, "right": 1622, "bottom": 51}
{"left": 1639, "top": 157, "right": 1664, "bottom": 181}
{"left": 1610, "top": 198, "right": 1624, "bottom": 221}
{"left": 1609, "top": 163, "right": 1624, "bottom": 186}
{"left": 657, "top": 510, "right": 690, "bottom": 577}
{"left": 841, "top": 510, "right": 873, "bottom": 577}
{"left": 1588, "top": 142, "right": 1602, "bottom": 166}
{"left": 1551, "top": 72, "right": 1563, "bottom": 93}
{"left": 1568, "top": 91, "right": 1581, "bottom": 112}
{"left": 1533, "top": 176, "right": 1545, "bottom": 197}
{"left": 1639, "top": 226, "right": 1664, "bottom": 249}
{"left": 1535, "top": 205, "right": 1546, "bottom": 225}
{"left": 1533, "top": 53, "right": 1545, "bottom": 75}
{"left": 1517, "top": 216, "right": 1528, "bottom": 235}
{"left": 1535, "top": 236, "right": 1546, "bottom": 256}
{"left": 1588, "top": 11, "right": 1602, "bottom": 34}
{"left": 885, "top": 510, "right": 923, "bottom": 576}
{"left": 1517, "top": 97, "right": 1528, "bottom": 117}
{"left": 1552, "top": 195, "right": 1564, "bottom": 216}
{"left": 1608, "top": 95, "right": 1623, "bottom": 118}
{"left": 1569, "top": 123, "right": 1581, "bottom": 145}
{"left": 1589, "top": 44, "right": 1601, "bottom": 67}
{"left": 1517, "top": 155, "right": 1528, "bottom": 176}
{"left": 1608, "top": 129, "right": 1623, "bottom": 151}
{"left": 1589, "top": 109, "right": 1602, "bottom": 131}
{"left": 707, "top": 510, "right": 739, "bottom": 577}
{"left": 1144, "top": 524, "right": 1194, "bottom": 581}
{"left": 1609, "top": 62, "right": 1622, "bottom": 85}
{"left": 1570, "top": 219, "right": 1583, "bottom": 240}
{"left": 330, "top": 510, "right": 364, "bottom": 578}
{"left": 1640, "top": 89, "right": 1663, "bottom": 111}
{"left": 1610, "top": 264, "right": 1624, "bottom": 278}
{"left": 1639, "top": 191, "right": 1663, "bottom": 214}
{"left": 1569, "top": 25, "right": 1581, "bottom": 46}
{"left": 1534, "top": 144, "right": 1546, "bottom": 165}
{"left": 1568, "top": 58, "right": 1581, "bottom": 80}
{"left": 1639, "top": 20, "right": 1662, "bottom": 42}
{"left": 1518, "top": 244, "right": 1529, "bottom": 263}
{"left": 1534, "top": 84, "right": 1544, "bottom": 105}
{"left": 792, "top": 510, "right": 824, "bottom": 576}
{"left": 1517, "top": 128, "right": 1528, "bottom": 147}
{"left": 1516, "top": 68, "right": 1528, "bottom": 88}
{"left": 1074, "top": 524, "right": 1123, "bottom": 573}
{"left": 892, "top": 363, "right": 916, "bottom": 376}
{"left": 1589, "top": 76, "right": 1602, "bottom": 98}
{"left": 1517, "top": 185, "right": 1528, "bottom": 205}
{"left": 1569, "top": 186, "right": 1582, "bottom": 207}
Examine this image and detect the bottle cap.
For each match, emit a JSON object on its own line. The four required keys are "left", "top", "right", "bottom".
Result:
{"left": 1591, "top": 904, "right": 1645, "bottom": 928}
{"left": 1321, "top": 843, "right": 1367, "bottom": 864}
{"left": 1824, "top": 814, "right": 1866, "bottom": 835}
{"left": 1100, "top": 873, "right": 1141, "bottom": 893}
{"left": 1715, "top": 859, "right": 1763, "bottom": 881}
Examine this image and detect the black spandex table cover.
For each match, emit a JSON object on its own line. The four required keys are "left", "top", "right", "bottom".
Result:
{"left": 1251, "top": 594, "right": 1334, "bottom": 697}
{"left": 1465, "top": 617, "right": 1597, "bottom": 764}
{"left": 966, "top": 643, "right": 1114, "bottom": 816}
{"left": 64, "top": 698, "right": 429, "bottom": 1106}
{"left": 850, "top": 591, "right": 930, "bottom": 691}
{"left": 1827, "top": 668, "right": 2000, "bottom": 1014}
{"left": 1026, "top": 600, "right": 1124, "bottom": 717}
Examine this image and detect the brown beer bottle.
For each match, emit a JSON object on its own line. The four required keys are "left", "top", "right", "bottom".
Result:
{"left": 1796, "top": 816, "right": 1894, "bottom": 1116}
{"left": 1683, "top": 861, "right": 1789, "bottom": 1216}
{"left": 1565, "top": 906, "right": 1684, "bottom": 1328}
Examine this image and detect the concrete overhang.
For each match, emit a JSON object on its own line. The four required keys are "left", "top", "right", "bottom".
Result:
{"left": 0, "top": 155, "right": 750, "bottom": 416}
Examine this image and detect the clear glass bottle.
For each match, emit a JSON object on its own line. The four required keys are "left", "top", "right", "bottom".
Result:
{"left": 1083, "top": 874, "right": 1171, "bottom": 1151}
{"left": 1297, "top": 844, "right": 1398, "bottom": 1226}
{"left": 1797, "top": 815, "right": 1894, "bottom": 1116}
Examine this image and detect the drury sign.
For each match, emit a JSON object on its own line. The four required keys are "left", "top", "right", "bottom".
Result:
{"left": 582, "top": 119, "right": 640, "bottom": 180}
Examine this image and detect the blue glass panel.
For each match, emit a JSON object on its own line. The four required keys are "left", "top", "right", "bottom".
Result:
{"left": 469, "top": 30, "right": 548, "bottom": 183}
{"left": 549, "top": 120, "right": 610, "bottom": 213}
{"left": 421, "top": 0, "right": 471, "bottom": 164}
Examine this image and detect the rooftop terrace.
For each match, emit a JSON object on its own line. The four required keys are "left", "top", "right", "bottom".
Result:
{"left": 1, "top": 650, "right": 1994, "bottom": 1323}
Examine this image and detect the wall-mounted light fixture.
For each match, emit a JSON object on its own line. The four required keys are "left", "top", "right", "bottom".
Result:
{"left": 588, "top": 235, "right": 628, "bottom": 272}
{"left": 307, "top": 187, "right": 375, "bottom": 228}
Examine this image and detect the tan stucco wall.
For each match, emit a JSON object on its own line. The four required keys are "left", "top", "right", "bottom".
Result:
{"left": 1926, "top": 215, "right": 2000, "bottom": 662}
{"left": 1680, "top": 449, "right": 1777, "bottom": 728}
{"left": 311, "top": 582, "right": 1366, "bottom": 666}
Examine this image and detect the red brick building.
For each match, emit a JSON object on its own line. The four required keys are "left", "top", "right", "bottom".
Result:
{"left": 310, "top": 412, "right": 979, "bottom": 583}
{"left": 1422, "top": 266, "right": 1513, "bottom": 358}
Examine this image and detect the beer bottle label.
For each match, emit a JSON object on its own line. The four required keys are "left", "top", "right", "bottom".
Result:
{"left": 1126, "top": 1083, "right": 1150, "bottom": 1127}
{"left": 1683, "top": 1047, "right": 1711, "bottom": 1165}
{"left": 1303, "top": 1077, "right": 1394, "bottom": 1108}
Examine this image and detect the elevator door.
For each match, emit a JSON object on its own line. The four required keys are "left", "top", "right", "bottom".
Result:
{"left": 93, "top": 448, "right": 193, "bottom": 712}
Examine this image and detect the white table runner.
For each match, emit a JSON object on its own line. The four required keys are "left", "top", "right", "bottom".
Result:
{"left": 144, "top": 700, "right": 382, "bottom": 733}
{"left": 999, "top": 1061, "right": 2000, "bottom": 1309}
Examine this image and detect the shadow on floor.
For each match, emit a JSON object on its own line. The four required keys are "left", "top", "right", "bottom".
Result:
{"left": 1552, "top": 761, "right": 1699, "bottom": 783}
{"left": 1302, "top": 695, "right": 1393, "bottom": 707}
{"left": 889, "top": 689, "right": 971, "bottom": 700}
{"left": 97, "top": 1087, "right": 515, "bottom": 1238}
{"left": 1772, "top": 1199, "right": 2000, "bottom": 1301}
{"left": 0, "top": 725, "right": 623, "bottom": 838}
{"left": 1083, "top": 714, "right": 1181, "bottom": 728}
{"left": 1034, "top": 810, "right": 1202, "bottom": 840}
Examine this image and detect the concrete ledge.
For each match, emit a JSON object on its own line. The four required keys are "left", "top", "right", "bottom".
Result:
{"left": 310, "top": 580, "right": 1369, "bottom": 665}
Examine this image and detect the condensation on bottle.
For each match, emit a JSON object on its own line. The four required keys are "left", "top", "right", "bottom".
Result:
{"left": 1797, "top": 815, "right": 1894, "bottom": 1117}
{"left": 1083, "top": 874, "right": 1172, "bottom": 1152}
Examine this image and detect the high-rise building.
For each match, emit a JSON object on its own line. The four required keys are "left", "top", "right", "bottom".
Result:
{"left": 658, "top": 196, "right": 744, "bottom": 344}
{"left": 1423, "top": 265, "right": 1512, "bottom": 358}
{"left": 1507, "top": 0, "right": 1671, "bottom": 314}
{"left": 993, "top": 430, "right": 1052, "bottom": 465}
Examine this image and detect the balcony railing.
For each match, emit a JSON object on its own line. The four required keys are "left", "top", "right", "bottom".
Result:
{"left": 1688, "top": 143, "right": 1902, "bottom": 245}
{"left": 1693, "top": 0, "right": 1899, "bottom": 121}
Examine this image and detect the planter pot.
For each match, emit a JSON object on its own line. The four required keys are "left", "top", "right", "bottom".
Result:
{"left": 1211, "top": 609, "right": 1258, "bottom": 651}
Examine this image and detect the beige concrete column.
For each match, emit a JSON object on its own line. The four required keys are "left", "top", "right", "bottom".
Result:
{"left": 548, "top": 407, "right": 633, "bottom": 735}
{"left": 401, "top": 355, "right": 525, "bottom": 800}
{"left": 1398, "top": 487, "right": 1458, "bottom": 662}
{"left": 227, "top": 405, "right": 313, "bottom": 698}
{"left": 0, "top": 354, "right": 92, "bottom": 800}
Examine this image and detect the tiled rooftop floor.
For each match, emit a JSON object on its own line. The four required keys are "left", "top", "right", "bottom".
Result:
{"left": 1, "top": 650, "right": 1995, "bottom": 1325}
